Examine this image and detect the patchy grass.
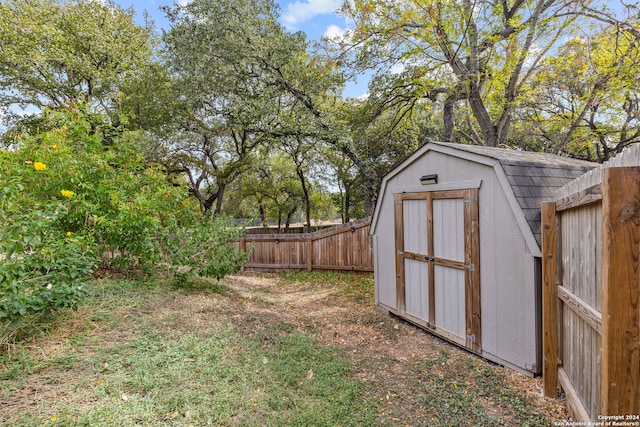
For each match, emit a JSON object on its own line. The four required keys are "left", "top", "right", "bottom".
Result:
{"left": 404, "top": 352, "right": 549, "bottom": 426}
{"left": 274, "top": 271, "right": 375, "bottom": 303}
{"left": 0, "top": 276, "right": 375, "bottom": 426}
{"left": 0, "top": 271, "right": 565, "bottom": 426}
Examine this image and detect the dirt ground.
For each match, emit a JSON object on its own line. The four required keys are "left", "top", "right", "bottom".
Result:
{"left": 215, "top": 273, "right": 568, "bottom": 426}
{"left": 2, "top": 272, "right": 568, "bottom": 426}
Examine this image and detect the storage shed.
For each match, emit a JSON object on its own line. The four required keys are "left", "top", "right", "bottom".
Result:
{"left": 370, "top": 141, "right": 597, "bottom": 375}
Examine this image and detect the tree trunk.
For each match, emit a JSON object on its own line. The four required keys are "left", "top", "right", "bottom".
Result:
{"left": 443, "top": 94, "right": 458, "bottom": 142}
{"left": 196, "top": 189, "right": 218, "bottom": 215}
{"left": 467, "top": 87, "right": 499, "bottom": 147}
{"left": 214, "top": 183, "right": 226, "bottom": 216}
{"left": 364, "top": 184, "right": 378, "bottom": 217}
{"left": 277, "top": 211, "right": 282, "bottom": 233}
{"left": 343, "top": 184, "right": 351, "bottom": 224}
{"left": 284, "top": 207, "right": 296, "bottom": 232}
{"left": 259, "top": 204, "right": 268, "bottom": 228}
{"left": 296, "top": 165, "right": 312, "bottom": 233}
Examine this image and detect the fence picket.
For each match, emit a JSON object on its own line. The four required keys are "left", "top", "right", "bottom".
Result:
{"left": 233, "top": 218, "right": 373, "bottom": 273}
{"left": 542, "top": 143, "right": 640, "bottom": 421}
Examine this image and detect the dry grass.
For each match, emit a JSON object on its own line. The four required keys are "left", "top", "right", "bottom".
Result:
{"left": 0, "top": 271, "right": 568, "bottom": 426}
{"left": 231, "top": 272, "right": 568, "bottom": 426}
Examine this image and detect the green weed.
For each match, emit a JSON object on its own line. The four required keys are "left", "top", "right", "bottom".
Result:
{"left": 411, "top": 355, "right": 549, "bottom": 426}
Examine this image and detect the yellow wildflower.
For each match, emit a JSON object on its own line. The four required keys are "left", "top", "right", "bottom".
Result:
{"left": 52, "top": 144, "right": 57, "bottom": 149}
{"left": 60, "top": 189, "right": 74, "bottom": 198}
{"left": 66, "top": 231, "right": 72, "bottom": 237}
{"left": 33, "top": 161, "right": 47, "bottom": 171}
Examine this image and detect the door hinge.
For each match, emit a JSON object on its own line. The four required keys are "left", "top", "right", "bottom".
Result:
{"left": 465, "top": 263, "right": 475, "bottom": 271}
{"left": 464, "top": 198, "right": 475, "bottom": 204}
{"left": 426, "top": 322, "right": 436, "bottom": 330}
{"left": 466, "top": 334, "right": 476, "bottom": 343}
{"left": 397, "top": 250, "right": 404, "bottom": 256}
{"left": 396, "top": 200, "right": 403, "bottom": 205}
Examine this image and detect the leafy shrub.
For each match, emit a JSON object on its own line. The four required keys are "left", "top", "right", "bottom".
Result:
{"left": 160, "top": 215, "right": 250, "bottom": 283}
{"left": 0, "top": 108, "right": 248, "bottom": 321}
{"left": 0, "top": 168, "right": 97, "bottom": 321}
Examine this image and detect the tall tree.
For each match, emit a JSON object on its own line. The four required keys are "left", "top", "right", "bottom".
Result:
{"left": 517, "top": 27, "right": 640, "bottom": 161}
{"left": 339, "top": 0, "right": 597, "bottom": 147}
{"left": 0, "top": 0, "right": 155, "bottom": 136}
{"left": 279, "top": 135, "right": 317, "bottom": 232}
{"left": 159, "top": 0, "right": 344, "bottom": 215}
{"left": 323, "top": 147, "right": 359, "bottom": 223}
{"left": 329, "top": 96, "right": 434, "bottom": 214}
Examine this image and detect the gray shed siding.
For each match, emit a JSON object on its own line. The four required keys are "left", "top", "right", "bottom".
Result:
{"left": 372, "top": 148, "right": 540, "bottom": 374}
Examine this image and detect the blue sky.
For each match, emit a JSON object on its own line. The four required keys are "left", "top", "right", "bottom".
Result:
{"left": 113, "top": 0, "right": 368, "bottom": 97}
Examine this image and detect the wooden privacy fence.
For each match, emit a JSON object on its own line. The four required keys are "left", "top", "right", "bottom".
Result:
{"left": 542, "top": 145, "right": 640, "bottom": 422}
{"left": 234, "top": 218, "right": 373, "bottom": 272}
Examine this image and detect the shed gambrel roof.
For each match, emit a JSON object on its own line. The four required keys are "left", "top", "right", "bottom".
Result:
{"left": 433, "top": 142, "right": 598, "bottom": 246}
{"left": 371, "top": 141, "right": 599, "bottom": 252}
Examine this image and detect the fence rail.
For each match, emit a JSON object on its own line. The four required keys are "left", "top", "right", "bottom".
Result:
{"left": 542, "top": 144, "right": 640, "bottom": 422}
{"left": 233, "top": 218, "right": 373, "bottom": 272}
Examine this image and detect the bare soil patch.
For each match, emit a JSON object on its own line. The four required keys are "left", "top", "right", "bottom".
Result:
{"left": 220, "top": 273, "right": 567, "bottom": 426}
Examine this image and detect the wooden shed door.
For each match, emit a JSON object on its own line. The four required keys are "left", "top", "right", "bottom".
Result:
{"left": 394, "top": 189, "right": 481, "bottom": 353}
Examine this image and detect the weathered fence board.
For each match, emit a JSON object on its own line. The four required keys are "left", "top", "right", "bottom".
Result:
{"left": 542, "top": 144, "right": 640, "bottom": 422}
{"left": 601, "top": 167, "right": 640, "bottom": 416}
{"left": 234, "top": 218, "right": 373, "bottom": 272}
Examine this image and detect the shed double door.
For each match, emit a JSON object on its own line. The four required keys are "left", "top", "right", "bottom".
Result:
{"left": 394, "top": 189, "right": 481, "bottom": 353}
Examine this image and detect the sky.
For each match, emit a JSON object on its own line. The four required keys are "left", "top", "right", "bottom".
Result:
{"left": 113, "top": 0, "right": 369, "bottom": 98}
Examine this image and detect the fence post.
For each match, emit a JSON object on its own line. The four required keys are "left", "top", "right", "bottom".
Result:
{"left": 541, "top": 201, "right": 559, "bottom": 398}
{"left": 601, "top": 167, "right": 640, "bottom": 417}
{"left": 307, "top": 237, "right": 313, "bottom": 272}
{"left": 240, "top": 238, "right": 246, "bottom": 273}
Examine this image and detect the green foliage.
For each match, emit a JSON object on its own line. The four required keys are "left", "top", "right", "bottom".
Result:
{"left": 0, "top": 197, "right": 97, "bottom": 321}
{"left": 326, "top": 97, "right": 427, "bottom": 215}
{"left": 162, "top": 215, "right": 250, "bottom": 283}
{"left": 158, "top": 0, "right": 301, "bottom": 215}
{"left": 0, "top": 135, "right": 99, "bottom": 321}
{"left": 158, "top": 0, "right": 347, "bottom": 216}
{"left": 223, "top": 149, "right": 339, "bottom": 229}
{"left": 0, "top": 0, "right": 155, "bottom": 134}
{"left": 516, "top": 28, "right": 640, "bottom": 161}
{"left": 0, "top": 108, "right": 248, "bottom": 322}
{"left": 1, "top": 108, "right": 181, "bottom": 270}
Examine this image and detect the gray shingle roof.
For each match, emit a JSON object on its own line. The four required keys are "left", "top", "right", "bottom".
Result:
{"left": 433, "top": 142, "right": 599, "bottom": 247}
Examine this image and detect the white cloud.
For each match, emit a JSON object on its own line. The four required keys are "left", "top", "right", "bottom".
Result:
{"left": 281, "top": 0, "right": 342, "bottom": 27}
{"left": 524, "top": 42, "right": 544, "bottom": 69}
{"left": 322, "top": 24, "right": 352, "bottom": 44}
{"left": 389, "top": 62, "right": 405, "bottom": 75}
{"left": 323, "top": 24, "right": 354, "bottom": 44}
{"left": 323, "top": 24, "right": 344, "bottom": 39}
